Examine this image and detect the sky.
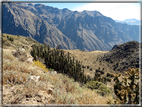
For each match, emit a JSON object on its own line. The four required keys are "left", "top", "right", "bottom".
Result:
{"left": 43, "top": 3, "right": 140, "bottom": 21}
{"left": 1, "top": 0, "right": 142, "bottom": 21}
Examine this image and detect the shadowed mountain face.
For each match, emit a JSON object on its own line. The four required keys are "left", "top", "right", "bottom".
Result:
{"left": 99, "top": 41, "right": 139, "bottom": 72}
{"left": 2, "top": 3, "right": 139, "bottom": 51}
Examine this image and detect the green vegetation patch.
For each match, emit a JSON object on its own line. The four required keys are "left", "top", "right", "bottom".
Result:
{"left": 85, "top": 81, "right": 111, "bottom": 96}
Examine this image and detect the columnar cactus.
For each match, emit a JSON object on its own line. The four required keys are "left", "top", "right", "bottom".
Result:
{"left": 30, "top": 44, "right": 90, "bottom": 84}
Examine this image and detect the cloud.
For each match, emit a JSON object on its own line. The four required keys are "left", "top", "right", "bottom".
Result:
{"left": 72, "top": 3, "right": 140, "bottom": 21}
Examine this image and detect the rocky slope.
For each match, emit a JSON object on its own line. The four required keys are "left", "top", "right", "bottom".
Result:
{"left": 3, "top": 3, "right": 139, "bottom": 51}
{"left": 98, "top": 41, "right": 139, "bottom": 73}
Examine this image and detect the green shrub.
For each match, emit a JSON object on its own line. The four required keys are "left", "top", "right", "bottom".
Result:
{"left": 100, "top": 71, "right": 104, "bottom": 74}
{"left": 7, "top": 36, "right": 14, "bottom": 42}
{"left": 82, "top": 65, "right": 86, "bottom": 68}
{"left": 106, "top": 78, "right": 111, "bottom": 82}
{"left": 85, "top": 81, "right": 111, "bottom": 96}
{"left": 106, "top": 73, "right": 111, "bottom": 77}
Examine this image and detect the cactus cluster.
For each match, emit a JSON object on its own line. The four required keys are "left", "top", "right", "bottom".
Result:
{"left": 30, "top": 44, "right": 91, "bottom": 84}
{"left": 113, "top": 68, "right": 139, "bottom": 104}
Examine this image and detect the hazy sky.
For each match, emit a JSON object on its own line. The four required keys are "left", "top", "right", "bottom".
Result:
{"left": 43, "top": 3, "right": 140, "bottom": 21}
{"left": 4, "top": 0, "right": 142, "bottom": 21}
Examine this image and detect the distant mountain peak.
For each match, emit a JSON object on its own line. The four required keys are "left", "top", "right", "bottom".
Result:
{"left": 115, "top": 18, "right": 140, "bottom": 25}
{"left": 62, "top": 8, "right": 70, "bottom": 12}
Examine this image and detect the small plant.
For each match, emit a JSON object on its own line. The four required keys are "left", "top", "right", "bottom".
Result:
{"left": 87, "top": 65, "right": 89, "bottom": 69}
{"left": 106, "top": 78, "right": 111, "bottom": 82}
{"left": 7, "top": 36, "right": 14, "bottom": 42}
{"left": 100, "top": 70, "right": 104, "bottom": 74}
{"left": 106, "top": 73, "right": 111, "bottom": 77}
{"left": 82, "top": 65, "right": 86, "bottom": 68}
{"left": 33, "top": 60, "right": 48, "bottom": 72}
{"left": 49, "top": 68, "right": 54, "bottom": 71}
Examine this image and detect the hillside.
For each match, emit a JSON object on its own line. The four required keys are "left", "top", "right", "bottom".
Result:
{"left": 2, "top": 33, "right": 114, "bottom": 105}
{"left": 64, "top": 41, "right": 139, "bottom": 76}
{"left": 3, "top": 3, "right": 139, "bottom": 51}
{"left": 99, "top": 41, "right": 139, "bottom": 73}
{"left": 2, "top": 33, "right": 140, "bottom": 105}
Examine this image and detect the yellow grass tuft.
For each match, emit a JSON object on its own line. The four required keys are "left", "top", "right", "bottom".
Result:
{"left": 33, "top": 60, "right": 48, "bottom": 72}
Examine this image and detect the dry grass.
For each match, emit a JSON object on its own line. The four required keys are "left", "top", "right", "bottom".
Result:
{"left": 3, "top": 70, "right": 29, "bottom": 85}
{"left": 2, "top": 34, "right": 114, "bottom": 104}
{"left": 3, "top": 49, "right": 113, "bottom": 104}
{"left": 48, "top": 73, "right": 113, "bottom": 104}
{"left": 3, "top": 58, "right": 31, "bottom": 74}
{"left": 3, "top": 50, "right": 32, "bottom": 85}
{"left": 3, "top": 50, "right": 15, "bottom": 61}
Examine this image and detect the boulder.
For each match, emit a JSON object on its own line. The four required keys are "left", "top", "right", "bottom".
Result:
{"left": 26, "top": 58, "right": 33, "bottom": 64}
{"left": 28, "top": 76, "right": 40, "bottom": 82}
{"left": 49, "top": 71, "right": 57, "bottom": 74}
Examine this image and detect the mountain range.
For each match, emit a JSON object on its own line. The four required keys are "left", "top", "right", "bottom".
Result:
{"left": 115, "top": 18, "right": 140, "bottom": 25}
{"left": 2, "top": 3, "right": 139, "bottom": 51}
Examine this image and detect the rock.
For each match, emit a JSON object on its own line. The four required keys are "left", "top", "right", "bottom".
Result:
{"left": 28, "top": 76, "right": 40, "bottom": 82}
{"left": 26, "top": 58, "right": 33, "bottom": 64}
{"left": 36, "top": 96, "right": 42, "bottom": 102}
{"left": 47, "top": 88, "right": 53, "bottom": 95}
{"left": 49, "top": 71, "right": 57, "bottom": 74}
{"left": 47, "top": 84, "right": 54, "bottom": 90}
{"left": 46, "top": 84, "right": 54, "bottom": 95}
{"left": 19, "top": 48, "right": 25, "bottom": 52}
